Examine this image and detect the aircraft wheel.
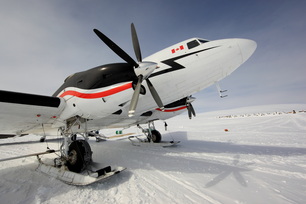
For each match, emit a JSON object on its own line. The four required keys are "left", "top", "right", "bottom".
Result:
{"left": 150, "top": 130, "right": 161, "bottom": 143}
{"left": 66, "top": 140, "right": 92, "bottom": 173}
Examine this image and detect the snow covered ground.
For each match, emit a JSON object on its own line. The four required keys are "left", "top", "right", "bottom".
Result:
{"left": 0, "top": 104, "right": 305, "bottom": 204}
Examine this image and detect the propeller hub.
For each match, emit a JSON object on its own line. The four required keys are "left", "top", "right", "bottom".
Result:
{"left": 134, "top": 61, "right": 158, "bottom": 80}
{"left": 186, "top": 96, "right": 196, "bottom": 103}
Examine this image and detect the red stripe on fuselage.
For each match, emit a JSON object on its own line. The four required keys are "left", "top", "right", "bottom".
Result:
{"left": 156, "top": 106, "right": 187, "bottom": 112}
{"left": 59, "top": 83, "right": 133, "bottom": 99}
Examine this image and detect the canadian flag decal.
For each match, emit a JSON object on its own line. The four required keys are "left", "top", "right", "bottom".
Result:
{"left": 171, "top": 45, "right": 184, "bottom": 54}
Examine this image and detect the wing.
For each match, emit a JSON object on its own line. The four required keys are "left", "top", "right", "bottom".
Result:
{"left": 0, "top": 90, "right": 66, "bottom": 135}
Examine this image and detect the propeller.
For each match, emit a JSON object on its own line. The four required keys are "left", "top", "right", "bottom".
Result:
{"left": 186, "top": 96, "right": 196, "bottom": 119}
{"left": 93, "top": 23, "right": 164, "bottom": 117}
{"left": 93, "top": 28, "right": 138, "bottom": 68}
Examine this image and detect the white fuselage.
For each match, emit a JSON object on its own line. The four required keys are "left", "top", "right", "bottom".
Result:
{"left": 55, "top": 38, "right": 256, "bottom": 129}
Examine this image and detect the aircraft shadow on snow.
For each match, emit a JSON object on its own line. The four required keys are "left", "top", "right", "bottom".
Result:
{"left": 204, "top": 155, "right": 252, "bottom": 187}
{"left": 177, "top": 136, "right": 306, "bottom": 157}
{"left": 91, "top": 131, "right": 306, "bottom": 188}
{"left": 1, "top": 130, "right": 305, "bottom": 190}
{"left": 162, "top": 131, "right": 306, "bottom": 187}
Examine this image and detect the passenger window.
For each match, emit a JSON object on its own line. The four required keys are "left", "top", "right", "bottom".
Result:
{"left": 187, "top": 40, "right": 200, "bottom": 49}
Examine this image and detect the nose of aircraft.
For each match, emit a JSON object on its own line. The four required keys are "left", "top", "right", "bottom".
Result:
{"left": 236, "top": 39, "right": 257, "bottom": 63}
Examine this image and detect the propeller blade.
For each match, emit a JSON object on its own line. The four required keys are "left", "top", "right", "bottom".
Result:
{"left": 190, "top": 103, "right": 196, "bottom": 117}
{"left": 93, "top": 28, "right": 138, "bottom": 68}
{"left": 146, "top": 78, "right": 164, "bottom": 110}
{"left": 128, "top": 75, "right": 143, "bottom": 117}
{"left": 187, "top": 104, "right": 192, "bottom": 119}
{"left": 186, "top": 101, "right": 196, "bottom": 119}
{"left": 131, "top": 23, "right": 142, "bottom": 63}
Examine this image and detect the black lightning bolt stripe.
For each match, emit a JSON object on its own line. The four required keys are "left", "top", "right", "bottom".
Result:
{"left": 150, "top": 46, "right": 219, "bottom": 78}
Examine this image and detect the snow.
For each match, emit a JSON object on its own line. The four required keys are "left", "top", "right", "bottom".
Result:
{"left": 0, "top": 104, "right": 306, "bottom": 204}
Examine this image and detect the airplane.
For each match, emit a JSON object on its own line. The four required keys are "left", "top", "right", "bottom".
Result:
{"left": 0, "top": 23, "right": 256, "bottom": 185}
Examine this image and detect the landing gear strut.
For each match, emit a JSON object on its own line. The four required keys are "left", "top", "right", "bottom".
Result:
{"left": 137, "top": 121, "right": 161, "bottom": 143}
{"left": 54, "top": 116, "right": 93, "bottom": 173}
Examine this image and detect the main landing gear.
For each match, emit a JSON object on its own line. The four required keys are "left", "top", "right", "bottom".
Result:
{"left": 36, "top": 116, "right": 125, "bottom": 185}
{"left": 128, "top": 121, "right": 180, "bottom": 147}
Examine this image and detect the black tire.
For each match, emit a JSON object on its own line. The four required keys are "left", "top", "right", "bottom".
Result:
{"left": 66, "top": 140, "right": 92, "bottom": 173}
{"left": 150, "top": 130, "right": 162, "bottom": 143}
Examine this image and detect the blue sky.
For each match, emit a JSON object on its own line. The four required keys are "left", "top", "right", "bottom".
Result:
{"left": 0, "top": 0, "right": 305, "bottom": 112}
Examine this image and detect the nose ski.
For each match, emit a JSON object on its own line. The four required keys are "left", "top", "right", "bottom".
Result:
{"left": 128, "top": 135, "right": 180, "bottom": 147}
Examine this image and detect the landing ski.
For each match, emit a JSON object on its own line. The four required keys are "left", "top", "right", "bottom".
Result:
{"left": 37, "top": 163, "right": 126, "bottom": 186}
{"left": 128, "top": 136, "right": 180, "bottom": 147}
{"left": 95, "top": 133, "right": 136, "bottom": 142}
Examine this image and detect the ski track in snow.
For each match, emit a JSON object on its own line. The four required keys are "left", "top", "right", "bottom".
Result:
{"left": 0, "top": 104, "right": 306, "bottom": 204}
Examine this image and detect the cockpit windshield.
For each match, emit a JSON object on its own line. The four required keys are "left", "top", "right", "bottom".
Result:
{"left": 187, "top": 40, "right": 200, "bottom": 49}
{"left": 187, "top": 39, "right": 209, "bottom": 49}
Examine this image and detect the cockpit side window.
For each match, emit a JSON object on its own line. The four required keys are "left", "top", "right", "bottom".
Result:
{"left": 187, "top": 40, "right": 200, "bottom": 49}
